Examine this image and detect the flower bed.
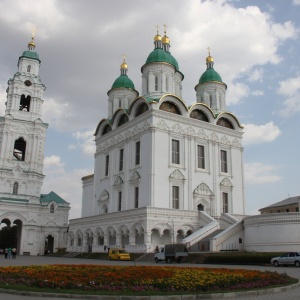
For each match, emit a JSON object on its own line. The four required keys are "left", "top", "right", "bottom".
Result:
{"left": 0, "top": 265, "right": 293, "bottom": 294}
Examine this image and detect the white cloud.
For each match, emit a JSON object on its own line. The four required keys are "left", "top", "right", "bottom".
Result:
{"left": 251, "top": 90, "right": 264, "bottom": 96}
{"left": 278, "top": 76, "right": 300, "bottom": 117}
{"left": 0, "top": 0, "right": 66, "bottom": 38}
{"left": 42, "top": 155, "right": 93, "bottom": 219}
{"left": 293, "top": 0, "right": 300, "bottom": 5}
{"left": 248, "top": 68, "right": 264, "bottom": 82}
{"left": 243, "top": 122, "right": 281, "bottom": 145}
{"left": 226, "top": 82, "right": 249, "bottom": 105}
{"left": 278, "top": 76, "right": 300, "bottom": 97}
{"left": 71, "top": 130, "right": 95, "bottom": 156}
{"left": 245, "top": 162, "right": 282, "bottom": 185}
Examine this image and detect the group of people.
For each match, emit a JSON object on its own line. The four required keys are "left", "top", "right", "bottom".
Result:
{"left": 4, "top": 247, "right": 17, "bottom": 259}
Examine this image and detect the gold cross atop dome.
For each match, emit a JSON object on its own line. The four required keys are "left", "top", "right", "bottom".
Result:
{"left": 206, "top": 46, "right": 214, "bottom": 63}
{"left": 32, "top": 26, "right": 36, "bottom": 39}
{"left": 155, "top": 24, "right": 160, "bottom": 34}
{"left": 120, "top": 54, "right": 128, "bottom": 69}
{"left": 207, "top": 47, "right": 211, "bottom": 56}
{"left": 28, "top": 25, "right": 37, "bottom": 49}
{"left": 154, "top": 24, "right": 162, "bottom": 41}
{"left": 163, "top": 24, "right": 168, "bottom": 35}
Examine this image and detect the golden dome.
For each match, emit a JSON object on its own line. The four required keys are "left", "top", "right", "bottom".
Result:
{"left": 120, "top": 61, "right": 128, "bottom": 69}
{"left": 206, "top": 55, "right": 214, "bottom": 63}
{"left": 162, "top": 35, "right": 170, "bottom": 44}
{"left": 28, "top": 38, "right": 35, "bottom": 48}
{"left": 154, "top": 34, "right": 162, "bottom": 41}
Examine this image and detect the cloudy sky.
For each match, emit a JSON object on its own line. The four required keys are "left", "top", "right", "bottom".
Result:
{"left": 0, "top": 0, "right": 299, "bottom": 219}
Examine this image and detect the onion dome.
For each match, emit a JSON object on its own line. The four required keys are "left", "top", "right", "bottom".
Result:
{"left": 199, "top": 48, "right": 223, "bottom": 84}
{"left": 144, "top": 25, "right": 180, "bottom": 73}
{"left": 154, "top": 33, "right": 162, "bottom": 41}
{"left": 111, "top": 57, "right": 135, "bottom": 89}
{"left": 20, "top": 30, "right": 40, "bottom": 61}
{"left": 145, "top": 48, "right": 179, "bottom": 71}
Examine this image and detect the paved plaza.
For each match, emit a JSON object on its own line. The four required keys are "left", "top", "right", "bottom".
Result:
{"left": 0, "top": 255, "right": 299, "bottom": 299}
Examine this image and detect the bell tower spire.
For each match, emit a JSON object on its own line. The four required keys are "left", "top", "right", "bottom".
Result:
{"left": 0, "top": 30, "right": 48, "bottom": 204}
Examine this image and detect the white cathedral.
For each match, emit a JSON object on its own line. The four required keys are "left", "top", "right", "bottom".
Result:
{"left": 2, "top": 29, "right": 299, "bottom": 255}
{"left": 0, "top": 34, "right": 70, "bottom": 255}
{"left": 67, "top": 29, "right": 247, "bottom": 253}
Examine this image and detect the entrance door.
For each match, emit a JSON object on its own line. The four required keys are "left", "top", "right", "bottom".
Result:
{"left": 45, "top": 235, "right": 54, "bottom": 254}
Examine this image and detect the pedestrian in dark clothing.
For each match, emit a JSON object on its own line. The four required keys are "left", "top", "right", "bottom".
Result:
{"left": 12, "top": 248, "right": 17, "bottom": 259}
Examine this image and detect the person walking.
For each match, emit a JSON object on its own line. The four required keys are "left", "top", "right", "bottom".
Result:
{"left": 4, "top": 248, "right": 8, "bottom": 259}
{"left": 12, "top": 247, "right": 17, "bottom": 259}
{"left": 7, "top": 247, "right": 12, "bottom": 259}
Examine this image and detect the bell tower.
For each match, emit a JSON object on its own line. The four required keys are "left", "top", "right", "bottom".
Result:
{"left": 0, "top": 30, "right": 48, "bottom": 204}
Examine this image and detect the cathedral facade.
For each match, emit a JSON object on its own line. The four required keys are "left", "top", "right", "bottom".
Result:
{"left": 0, "top": 34, "right": 70, "bottom": 255}
{"left": 68, "top": 29, "right": 245, "bottom": 253}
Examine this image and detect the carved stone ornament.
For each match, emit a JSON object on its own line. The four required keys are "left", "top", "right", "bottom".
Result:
{"left": 232, "top": 138, "right": 241, "bottom": 148}
{"left": 113, "top": 176, "right": 123, "bottom": 186}
{"left": 221, "top": 135, "right": 231, "bottom": 146}
{"left": 171, "top": 123, "right": 184, "bottom": 134}
{"left": 100, "top": 190, "right": 109, "bottom": 201}
{"left": 156, "top": 119, "right": 170, "bottom": 131}
{"left": 169, "top": 169, "right": 186, "bottom": 180}
{"left": 129, "top": 171, "right": 140, "bottom": 182}
{"left": 220, "top": 177, "right": 233, "bottom": 187}
{"left": 194, "top": 183, "right": 213, "bottom": 196}
{"left": 210, "top": 133, "right": 219, "bottom": 142}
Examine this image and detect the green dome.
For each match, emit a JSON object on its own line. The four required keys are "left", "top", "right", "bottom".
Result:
{"left": 111, "top": 74, "right": 135, "bottom": 89}
{"left": 199, "top": 68, "right": 222, "bottom": 83}
{"left": 21, "top": 50, "right": 40, "bottom": 61}
{"left": 145, "top": 48, "right": 179, "bottom": 71}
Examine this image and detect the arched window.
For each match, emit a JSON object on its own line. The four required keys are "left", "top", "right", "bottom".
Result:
{"left": 135, "top": 103, "right": 149, "bottom": 117}
{"left": 27, "top": 65, "right": 31, "bottom": 73}
{"left": 78, "top": 237, "right": 82, "bottom": 246}
{"left": 217, "top": 117, "right": 234, "bottom": 129}
{"left": 19, "top": 94, "right": 31, "bottom": 111}
{"left": 102, "top": 124, "right": 112, "bottom": 136}
{"left": 13, "top": 182, "right": 19, "bottom": 194}
{"left": 159, "top": 101, "right": 181, "bottom": 115}
{"left": 190, "top": 109, "right": 209, "bottom": 122}
{"left": 165, "top": 76, "right": 169, "bottom": 92}
{"left": 13, "top": 138, "right": 26, "bottom": 161}
{"left": 154, "top": 76, "right": 158, "bottom": 91}
{"left": 117, "top": 114, "right": 129, "bottom": 127}
{"left": 50, "top": 204, "right": 55, "bottom": 213}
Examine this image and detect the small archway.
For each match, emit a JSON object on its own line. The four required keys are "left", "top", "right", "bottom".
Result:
{"left": 13, "top": 138, "right": 26, "bottom": 161}
{"left": 45, "top": 235, "right": 54, "bottom": 254}
{"left": 19, "top": 94, "right": 31, "bottom": 111}
{"left": 197, "top": 204, "right": 204, "bottom": 211}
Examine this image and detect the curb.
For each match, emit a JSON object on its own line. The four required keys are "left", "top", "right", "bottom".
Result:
{"left": 0, "top": 282, "right": 299, "bottom": 299}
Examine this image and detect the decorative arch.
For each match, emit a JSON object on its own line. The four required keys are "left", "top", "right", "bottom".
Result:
{"left": 159, "top": 101, "right": 181, "bottom": 115}
{"left": 135, "top": 102, "right": 149, "bottom": 117}
{"left": 19, "top": 94, "right": 31, "bottom": 111}
{"left": 190, "top": 109, "right": 209, "bottom": 122}
{"left": 13, "top": 137, "right": 26, "bottom": 161}
{"left": 102, "top": 124, "right": 112, "bottom": 136}
{"left": 217, "top": 117, "right": 234, "bottom": 129}
{"left": 117, "top": 114, "right": 129, "bottom": 127}
{"left": 193, "top": 183, "right": 214, "bottom": 214}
